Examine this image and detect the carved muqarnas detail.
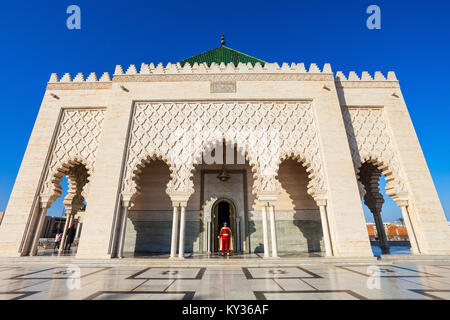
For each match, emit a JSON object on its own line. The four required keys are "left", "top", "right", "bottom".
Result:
{"left": 122, "top": 102, "right": 326, "bottom": 203}
{"left": 342, "top": 108, "right": 406, "bottom": 199}
{"left": 40, "top": 109, "right": 105, "bottom": 207}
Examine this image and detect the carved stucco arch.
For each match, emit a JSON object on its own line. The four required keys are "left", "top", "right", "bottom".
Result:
{"left": 277, "top": 152, "right": 327, "bottom": 201}
{"left": 122, "top": 152, "right": 174, "bottom": 204}
{"left": 40, "top": 156, "right": 91, "bottom": 210}
{"left": 190, "top": 136, "right": 261, "bottom": 194}
{"left": 356, "top": 156, "right": 405, "bottom": 203}
{"left": 202, "top": 197, "right": 238, "bottom": 226}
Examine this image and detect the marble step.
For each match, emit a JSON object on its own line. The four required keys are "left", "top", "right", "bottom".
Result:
{"left": 2, "top": 255, "right": 449, "bottom": 267}
{"left": 0, "top": 256, "right": 379, "bottom": 267}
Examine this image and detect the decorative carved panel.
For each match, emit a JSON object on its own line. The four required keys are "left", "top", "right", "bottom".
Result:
{"left": 342, "top": 107, "right": 406, "bottom": 198}
{"left": 122, "top": 101, "right": 326, "bottom": 202}
{"left": 40, "top": 109, "right": 105, "bottom": 205}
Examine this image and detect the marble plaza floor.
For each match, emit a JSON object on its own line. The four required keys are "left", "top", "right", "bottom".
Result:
{"left": 0, "top": 259, "right": 450, "bottom": 300}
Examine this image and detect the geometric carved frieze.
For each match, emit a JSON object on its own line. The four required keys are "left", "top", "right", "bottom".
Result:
{"left": 46, "top": 82, "right": 112, "bottom": 90}
{"left": 122, "top": 101, "right": 326, "bottom": 204}
{"left": 40, "top": 109, "right": 105, "bottom": 207}
{"left": 114, "top": 73, "right": 333, "bottom": 83}
{"left": 342, "top": 107, "right": 406, "bottom": 199}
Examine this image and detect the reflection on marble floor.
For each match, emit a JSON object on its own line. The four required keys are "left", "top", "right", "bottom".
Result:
{"left": 123, "top": 252, "right": 324, "bottom": 259}
{"left": 0, "top": 263, "right": 449, "bottom": 300}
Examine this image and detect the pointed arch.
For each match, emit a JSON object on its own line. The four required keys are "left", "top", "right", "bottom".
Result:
{"left": 122, "top": 152, "right": 174, "bottom": 205}
{"left": 356, "top": 156, "right": 402, "bottom": 202}
{"left": 190, "top": 137, "right": 261, "bottom": 195}
{"left": 277, "top": 152, "right": 327, "bottom": 201}
{"left": 40, "top": 156, "right": 91, "bottom": 209}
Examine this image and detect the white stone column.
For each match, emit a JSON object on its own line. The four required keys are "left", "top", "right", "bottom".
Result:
{"left": 236, "top": 217, "right": 241, "bottom": 252}
{"left": 399, "top": 204, "right": 420, "bottom": 254}
{"left": 75, "top": 222, "right": 82, "bottom": 240}
{"left": 318, "top": 200, "right": 333, "bottom": 257}
{"left": 58, "top": 213, "right": 73, "bottom": 256}
{"left": 206, "top": 217, "right": 211, "bottom": 254}
{"left": 268, "top": 205, "right": 278, "bottom": 258}
{"left": 178, "top": 205, "right": 186, "bottom": 259}
{"left": 170, "top": 204, "right": 179, "bottom": 258}
{"left": 261, "top": 205, "right": 270, "bottom": 258}
{"left": 117, "top": 202, "right": 129, "bottom": 259}
{"left": 30, "top": 205, "right": 48, "bottom": 256}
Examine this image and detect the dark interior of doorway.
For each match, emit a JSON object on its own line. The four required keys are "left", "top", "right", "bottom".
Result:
{"left": 217, "top": 201, "right": 230, "bottom": 234}
{"left": 214, "top": 201, "right": 232, "bottom": 253}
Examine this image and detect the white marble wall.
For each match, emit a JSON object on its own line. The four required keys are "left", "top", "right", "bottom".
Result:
{"left": 124, "top": 210, "right": 201, "bottom": 254}
{"left": 248, "top": 209, "right": 324, "bottom": 253}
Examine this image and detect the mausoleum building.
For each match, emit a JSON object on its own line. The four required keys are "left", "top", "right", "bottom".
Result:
{"left": 1, "top": 41, "right": 449, "bottom": 259}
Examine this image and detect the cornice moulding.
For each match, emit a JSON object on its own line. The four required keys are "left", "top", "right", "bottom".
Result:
{"left": 335, "top": 81, "right": 400, "bottom": 88}
{"left": 46, "top": 82, "right": 112, "bottom": 90}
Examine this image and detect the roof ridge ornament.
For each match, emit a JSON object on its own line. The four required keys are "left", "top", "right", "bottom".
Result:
{"left": 221, "top": 34, "right": 225, "bottom": 46}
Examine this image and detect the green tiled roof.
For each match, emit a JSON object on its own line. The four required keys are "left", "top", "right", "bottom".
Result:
{"left": 179, "top": 45, "right": 266, "bottom": 67}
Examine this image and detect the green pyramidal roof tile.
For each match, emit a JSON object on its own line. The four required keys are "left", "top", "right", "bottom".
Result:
{"left": 179, "top": 45, "right": 266, "bottom": 67}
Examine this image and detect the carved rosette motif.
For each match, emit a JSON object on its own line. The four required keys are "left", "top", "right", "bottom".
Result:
{"left": 40, "top": 109, "right": 105, "bottom": 207}
{"left": 122, "top": 101, "right": 326, "bottom": 203}
{"left": 342, "top": 108, "right": 406, "bottom": 198}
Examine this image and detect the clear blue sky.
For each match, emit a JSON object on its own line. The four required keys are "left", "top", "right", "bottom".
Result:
{"left": 0, "top": 0, "right": 449, "bottom": 223}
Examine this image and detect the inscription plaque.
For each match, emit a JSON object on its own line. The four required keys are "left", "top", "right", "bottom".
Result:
{"left": 210, "top": 81, "right": 236, "bottom": 93}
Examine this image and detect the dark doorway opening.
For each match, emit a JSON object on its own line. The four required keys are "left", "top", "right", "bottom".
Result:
{"left": 217, "top": 201, "right": 231, "bottom": 230}
{"left": 213, "top": 200, "right": 235, "bottom": 252}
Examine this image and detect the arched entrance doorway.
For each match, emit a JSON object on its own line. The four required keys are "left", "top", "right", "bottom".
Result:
{"left": 212, "top": 199, "right": 236, "bottom": 253}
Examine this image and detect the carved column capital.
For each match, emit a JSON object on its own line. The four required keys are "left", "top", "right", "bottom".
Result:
{"left": 256, "top": 191, "right": 279, "bottom": 206}
{"left": 169, "top": 191, "right": 191, "bottom": 207}
{"left": 39, "top": 195, "right": 53, "bottom": 209}
{"left": 396, "top": 199, "right": 409, "bottom": 207}
{"left": 395, "top": 192, "right": 409, "bottom": 207}
{"left": 315, "top": 199, "right": 327, "bottom": 207}
{"left": 121, "top": 193, "right": 133, "bottom": 209}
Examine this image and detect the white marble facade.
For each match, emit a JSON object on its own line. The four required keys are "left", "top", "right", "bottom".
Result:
{"left": 1, "top": 57, "right": 450, "bottom": 259}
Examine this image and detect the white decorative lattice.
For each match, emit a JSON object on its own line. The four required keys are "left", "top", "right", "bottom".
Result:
{"left": 122, "top": 101, "right": 326, "bottom": 202}
{"left": 342, "top": 108, "right": 406, "bottom": 197}
{"left": 40, "top": 109, "right": 105, "bottom": 205}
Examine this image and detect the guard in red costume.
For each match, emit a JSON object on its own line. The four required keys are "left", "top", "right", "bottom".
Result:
{"left": 218, "top": 222, "right": 231, "bottom": 256}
